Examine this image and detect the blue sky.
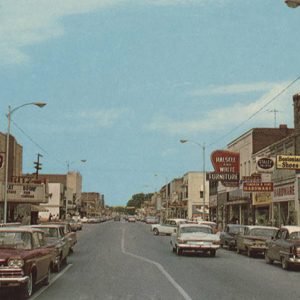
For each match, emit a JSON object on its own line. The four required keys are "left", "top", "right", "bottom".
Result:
{"left": 1, "top": 0, "right": 300, "bottom": 205}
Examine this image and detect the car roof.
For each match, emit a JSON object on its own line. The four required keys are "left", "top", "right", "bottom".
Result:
{"left": 0, "top": 226, "right": 44, "bottom": 233}
{"left": 246, "top": 225, "right": 278, "bottom": 230}
{"left": 281, "top": 226, "right": 300, "bottom": 233}
{"left": 179, "top": 223, "right": 211, "bottom": 229}
{"left": 31, "top": 224, "right": 62, "bottom": 228}
{"left": 227, "top": 224, "right": 246, "bottom": 227}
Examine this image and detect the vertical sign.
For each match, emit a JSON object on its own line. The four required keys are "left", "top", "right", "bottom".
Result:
{"left": 0, "top": 152, "right": 5, "bottom": 169}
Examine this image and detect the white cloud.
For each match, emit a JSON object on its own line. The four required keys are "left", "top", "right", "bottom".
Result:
{"left": 146, "top": 80, "right": 299, "bottom": 135}
{"left": 0, "top": 0, "right": 122, "bottom": 65}
{"left": 0, "top": 0, "right": 232, "bottom": 66}
{"left": 71, "top": 108, "right": 131, "bottom": 127}
{"left": 189, "top": 82, "right": 279, "bottom": 97}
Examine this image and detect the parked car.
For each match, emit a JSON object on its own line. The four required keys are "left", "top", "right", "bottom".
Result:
{"left": 127, "top": 216, "right": 136, "bottom": 222}
{"left": 114, "top": 215, "right": 121, "bottom": 221}
{"left": 170, "top": 223, "right": 220, "bottom": 256}
{"left": 265, "top": 226, "right": 300, "bottom": 270}
{"left": 145, "top": 216, "right": 159, "bottom": 224}
{"left": 236, "top": 225, "right": 278, "bottom": 257}
{"left": 220, "top": 224, "right": 246, "bottom": 249}
{"left": 46, "top": 221, "right": 77, "bottom": 252}
{"left": 197, "top": 221, "right": 218, "bottom": 234}
{"left": 0, "top": 227, "right": 53, "bottom": 298}
{"left": 151, "top": 218, "right": 186, "bottom": 236}
{"left": 30, "top": 224, "right": 69, "bottom": 272}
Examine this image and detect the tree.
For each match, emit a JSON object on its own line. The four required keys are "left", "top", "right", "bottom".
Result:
{"left": 126, "top": 193, "right": 153, "bottom": 209}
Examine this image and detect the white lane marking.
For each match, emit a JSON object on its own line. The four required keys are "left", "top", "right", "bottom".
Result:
{"left": 30, "top": 264, "right": 73, "bottom": 300}
{"left": 121, "top": 228, "right": 192, "bottom": 300}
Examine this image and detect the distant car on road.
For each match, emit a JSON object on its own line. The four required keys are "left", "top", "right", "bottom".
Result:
{"left": 151, "top": 218, "right": 186, "bottom": 236}
{"left": 170, "top": 223, "right": 220, "bottom": 256}
{"left": 236, "top": 225, "right": 278, "bottom": 257}
{"left": 114, "top": 215, "right": 121, "bottom": 221}
{"left": 127, "top": 216, "right": 136, "bottom": 222}
{"left": 265, "top": 226, "right": 300, "bottom": 270}
{"left": 220, "top": 224, "right": 246, "bottom": 249}
{"left": 145, "top": 216, "right": 159, "bottom": 224}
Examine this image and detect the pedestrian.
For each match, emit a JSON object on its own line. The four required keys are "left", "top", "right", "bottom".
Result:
{"left": 48, "top": 213, "right": 53, "bottom": 221}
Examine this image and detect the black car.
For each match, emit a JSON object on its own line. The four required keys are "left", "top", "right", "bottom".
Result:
{"left": 220, "top": 224, "right": 246, "bottom": 250}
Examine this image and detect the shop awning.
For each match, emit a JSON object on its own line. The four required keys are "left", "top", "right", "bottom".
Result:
{"left": 31, "top": 205, "right": 48, "bottom": 212}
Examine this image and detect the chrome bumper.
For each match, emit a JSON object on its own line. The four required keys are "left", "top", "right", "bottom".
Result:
{"left": 0, "top": 276, "right": 29, "bottom": 284}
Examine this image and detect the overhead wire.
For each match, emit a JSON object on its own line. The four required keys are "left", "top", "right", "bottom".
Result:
{"left": 207, "top": 75, "right": 300, "bottom": 149}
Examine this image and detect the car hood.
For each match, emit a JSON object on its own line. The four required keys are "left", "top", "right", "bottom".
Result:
{"left": 179, "top": 233, "right": 219, "bottom": 241}
{"left": 0, "top": 248, "right": 30, "bottom": 260}
{"left": 244, "top": 236, "right": 269, "bottom": 241}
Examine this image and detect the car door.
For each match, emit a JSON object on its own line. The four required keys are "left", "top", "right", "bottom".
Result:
{"left": 32, "top": 232, "right": 49, "bottom": 281}
{"left": 59, "top": 227, "right": 70, "bottom": 258}
{"left": 267, "top": 229, "right": 281, "bottom": 260}
{"left": 167, "top": 221, "right": 177, "bottom": 234}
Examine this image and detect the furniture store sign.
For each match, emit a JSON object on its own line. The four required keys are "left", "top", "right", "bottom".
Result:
{"left": 0, "top": 183, "right": 48, "bottom": 203}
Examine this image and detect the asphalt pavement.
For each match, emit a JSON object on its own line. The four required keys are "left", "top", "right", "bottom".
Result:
{"left": 3, "top": 221, "right": 299, "bottom": 300}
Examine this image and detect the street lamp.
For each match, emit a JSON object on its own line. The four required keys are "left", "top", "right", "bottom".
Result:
{"left": 285, "top": 0, "right": 300, "bottom": 7}
{"left": 180, "top": 139, "right": 206, "bottom": 221}
{"left": 3, "top": 102, "right": 47, "bottom": 223}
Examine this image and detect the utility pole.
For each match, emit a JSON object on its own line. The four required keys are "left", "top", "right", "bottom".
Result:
{"left": 34, "top": 153, "right": 43, "bottom": 179}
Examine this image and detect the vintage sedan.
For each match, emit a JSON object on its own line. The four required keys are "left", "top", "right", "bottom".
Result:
{"left": 152, "top": 218, "right": 186, "bottom": 236}
{"left": 31, "top": 224, "right": 69, "bottom": 272}
{"left": 265, "top": 226, "right": 300, "bottom": 270}
{"left": 220, "top": 224, "right": 246, "bottom": 249}
{"left": 236, "top": 225, "right": 278, "bottom": 257}
{"left": 0, "top": 227, "right": 53, "bottom": 298}
{"left": 46, "top": 221, "right": 77, "bottom": 252}
{"left": 170, "top": 224, "right": 220, "bottom": 256}
{"left": 145, "top": 216, "right": 159, "bottom": 224}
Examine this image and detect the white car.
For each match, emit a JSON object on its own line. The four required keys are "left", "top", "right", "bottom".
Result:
{"left": 170, "top": 223, "right": 220, "bottom": 256}
{"left": 151, "top": 219, "right": 186, "bottom": 236}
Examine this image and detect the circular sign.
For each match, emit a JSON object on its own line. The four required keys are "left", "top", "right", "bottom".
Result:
{"left": 257, "top": 158, "right": 274, "bottom": 170}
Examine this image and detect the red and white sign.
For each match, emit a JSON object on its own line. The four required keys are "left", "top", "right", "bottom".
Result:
{"left": 273, "top": 183, "right": 295, "bottom": 202}
{"left": 209, "top": 150, "right": 240, "bottom": 187}
{"left": 243, "top": 182, "right": 273, "bottom": 192}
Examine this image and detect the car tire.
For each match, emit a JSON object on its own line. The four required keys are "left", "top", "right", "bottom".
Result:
{"left": 247, "top": 248, "right": 252, "bottom": 257}
{"left": 21, "top": 271, "right": 33, "bottom": 299}
{"left": 281, "top": 257, "right": 289, "bottom": 270}
{"left": 153, "top": 228, "right": 159, "bottom": 236}
{"left": 265, "top": 251, "right": 273, "bottom": 264}
{"left": 43, "top": 267, "right": 51, "bottom": 286}
{"left": 176, "top": 246, "right": 183, "bottom": 256}
{"left": 170, "top": 243, "right": 176, "bottom": 253}
{"left": 210, "top": 250, "right": 216, "bottom": 257}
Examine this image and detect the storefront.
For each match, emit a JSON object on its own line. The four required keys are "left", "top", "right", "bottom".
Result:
{"left": 252, "top": 192, "right": 272, "bottom": 225}
{"left": 273, "top": 181, "right": 297, "bottom": 226}
{"left": 209, "top": 194, "right": 217, "bottom": 222}
{"left": 228, "top": 189, "right": 252, "bottom": 225}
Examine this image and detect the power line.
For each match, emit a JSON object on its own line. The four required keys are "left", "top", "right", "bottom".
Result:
{"left": 207, "top": 75, "right": 300, "bottom": 149}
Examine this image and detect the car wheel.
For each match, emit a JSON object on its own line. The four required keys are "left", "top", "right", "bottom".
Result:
{"left": 210, "top": 250, "right": 216, "bottom": 257}
{"left": 264, "top": 251, "right": 273, "bottom": 264}
{"left": 21, "top": 271, "right": 33, "bottom": 299}
{"left": 54, "top": 255, "right": 62, "bottom": 272}
{"left": 281, "top": 257, "right": 289, "bottom": 270}
{"left": 170, "top": 243, "right": 176, "bottom": 253}
{"left": 153, "top": 228, "right": 159, "bottom": 236}
{"left": 43, "top": 267, "right": 51, "bottom": 286}
{"left": 63, "top": 255, "right": 68, "bottom": 266}
{"left": 247, "top": 248, "right": 252, "bottom": 257}
{"left": 176, "top": 246, "right": 183, "bottom": 256}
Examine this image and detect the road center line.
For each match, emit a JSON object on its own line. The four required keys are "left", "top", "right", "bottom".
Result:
{"left": 121, "top": 228, "right": 192, "bottom": 300}
{"left": 30, "top": 264, "right": 73, "bottom": 300}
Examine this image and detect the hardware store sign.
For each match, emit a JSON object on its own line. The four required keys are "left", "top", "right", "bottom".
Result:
{"left": 243, "top": 182, "right": 273, "bottom": 192}
{"left": 276, "top": 155, "right": 300, "bottom": 170}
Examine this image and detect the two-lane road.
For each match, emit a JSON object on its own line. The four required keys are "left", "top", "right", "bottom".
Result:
{"left": 8, "top": 221, "right": 299, "bottom": 300}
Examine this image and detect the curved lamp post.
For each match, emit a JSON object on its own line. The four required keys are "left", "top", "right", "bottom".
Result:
{"left": 3, "top": 102, "right": 46, "bottom": 223}
{"left": 180, "top": 139, "right": 206, "bottom": 220}
{"left": 285, "top": 0, "right": 300, "bottom": 7}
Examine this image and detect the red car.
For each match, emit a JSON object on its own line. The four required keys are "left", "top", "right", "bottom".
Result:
{"left": 0, "top": 227, "right": 53, "bottom": 298}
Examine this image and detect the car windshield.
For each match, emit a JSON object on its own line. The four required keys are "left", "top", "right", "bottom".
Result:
{"left": 37, "top": 227, "right": 58, "bottom": 238}
{"left": 0, "top": 231, "right": 32, "bottom": 249}
{"left": 249, "top": 228, "right": 276, "bottom": 237}
{"left": 289, "top": 232, "right": 300, "bottom": 240}
{"left": 181, "top": 226, "right": 212, "bottom": 234}
{"left": 228, "top": 226, "right": 244, "bottom": 234}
